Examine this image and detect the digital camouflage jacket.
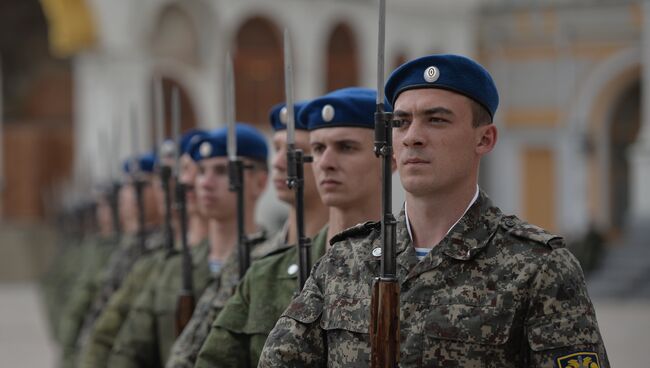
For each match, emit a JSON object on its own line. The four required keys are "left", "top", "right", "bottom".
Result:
{"left": 259, "top": 191, "right": 609, "bottom": 368}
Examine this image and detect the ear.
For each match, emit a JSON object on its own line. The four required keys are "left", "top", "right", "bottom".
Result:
{"left": 476, "top": 124, "right": 497, "bottom": 156}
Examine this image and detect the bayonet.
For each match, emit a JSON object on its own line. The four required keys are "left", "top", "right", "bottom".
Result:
{"left": 130, "top": 106, "right": 147, "bottom": 252}
{"left": 284, "top": 29, "right": 312, "bottom": 291}
{"left": 370, "top": 0, "right": 400, "bottom": 367}
{"left": 226, "top": 52, "right": 250, "bottom": 279}
{"left": 172, "top": 87, "right": 196, "bottom": 336}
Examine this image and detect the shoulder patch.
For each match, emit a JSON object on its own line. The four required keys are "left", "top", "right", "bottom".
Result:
{"left": 556, "top": 351, "right": 600, "bottom": 368}
{"left": 501, "top": 215, "right": 564, "bottom": 249}
{"left": 329, "top": 221, "right": 380, "bottom": 246}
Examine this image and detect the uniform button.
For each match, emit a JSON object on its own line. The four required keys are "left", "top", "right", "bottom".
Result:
{"left": 287, "top": 264, "right": 299, "bottom": 275}
{"left": 372, "top": 247, "right": 382, "bottom": 257}
{"left": 504, "top": 219, "right": 516, "bottom": 227}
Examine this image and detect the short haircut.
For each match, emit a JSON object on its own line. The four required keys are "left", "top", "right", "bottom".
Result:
{"left": 470, "top": 100, "right": 492, "bottom": 127}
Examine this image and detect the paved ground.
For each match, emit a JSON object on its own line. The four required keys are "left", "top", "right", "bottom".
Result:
{"left": 0, "top": 283, "right": 647, "bottom": 367}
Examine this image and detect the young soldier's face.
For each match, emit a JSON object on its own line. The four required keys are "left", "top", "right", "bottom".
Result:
{"left": 310, "top": 127, "right": 380, "bottom": 209}
{"left": 195, "top": 156, "right": 268, "bottom": 220}
{"left": 392, "top": 88, "right": 496, "bottom": 197}
{"left": 271, "top": 130, "right": 320, "bottom": 206}
{"left": 196, "top": 156, "right": 234, "bottom": 220}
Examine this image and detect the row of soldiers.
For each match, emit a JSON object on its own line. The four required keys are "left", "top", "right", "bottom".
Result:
{"left": 42, "top": 84, "right": 388, "bottom": 368}
{"left": 42, "top": 50, "right": 610, "bottom": 367}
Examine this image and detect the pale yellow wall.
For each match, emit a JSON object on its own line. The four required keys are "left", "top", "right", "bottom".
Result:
{"left": 522, "top": 147, "right": 556, "bottom": 232}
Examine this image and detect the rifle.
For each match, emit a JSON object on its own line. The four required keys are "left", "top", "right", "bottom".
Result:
{"left": 154, "top": 77, "right": 175, "bottom": 252}
{"left": 283, "top": 30, "right": 312, "bottom": 290}
{"left": 225, "top": 53, "right": 251, "bottom": 279}
{"left": 130, "top": 107, "right": 147, "bottom": 253}
{"left": 370, "top": 0, "right": 400, "bottom": 366}
{"left": 172, "top": 87, "right": 195, "bottom": 336}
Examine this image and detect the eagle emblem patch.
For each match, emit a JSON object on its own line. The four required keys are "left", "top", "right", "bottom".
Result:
{"left": 557, "top": 352, "right": 600, "bottom": 368}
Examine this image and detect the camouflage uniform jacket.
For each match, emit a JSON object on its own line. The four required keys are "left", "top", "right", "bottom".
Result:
{"left": 56, "top": 235, "right": 117, "bottom": 368}
{"left": 77, "top": 230, "right": 163, "bottom": 343}
{"left": 194, "top": 225, "right": 329, "bottom": 368}
{"left": 259, "top": 191, "right": 610, "bottom": 368}
{"left": 164, "top": 230, "right": 272, "bottom": 368}
{"left": 76, "top": 245, "right": 172, "bottom": 368}
{"left": 107, "top": 238, "right": 211, "bottom": 368}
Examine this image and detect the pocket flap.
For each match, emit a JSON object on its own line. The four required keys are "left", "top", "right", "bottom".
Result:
{"left": 282, "top": 291, "right": 324, "bottom": 325}
{"left": 320, "top": 295, "right": 370, "bottom": 334}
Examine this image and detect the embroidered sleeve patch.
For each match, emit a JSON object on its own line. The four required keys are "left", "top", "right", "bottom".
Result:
{"left": 557, "top": 352, "right": 600, "bottom": 368}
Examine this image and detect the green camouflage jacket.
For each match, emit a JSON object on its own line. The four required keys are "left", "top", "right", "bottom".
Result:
{"left": 107, "top": 239, "right": 211, "bottom": 368}
{"left": 164, "top": 230, "right": 273, "bottom": 368}
{"left": 193, "top": 226, "right": 328, "bottom": 368}
{"left": 55, "top": 235, "right": 117, "bottom": 368}
{"left": 76, "top": 246, "right": 171, "bottom": 368}
{"left": 259, "top": 192, "right": 609, "bottom": 368}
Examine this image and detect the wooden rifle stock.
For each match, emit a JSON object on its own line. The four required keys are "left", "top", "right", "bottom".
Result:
{"left": 174, "top": 292, "right": 195, "bottom": 337}
{"left": 370, "top": 278, "right": 400, "bottom": 367}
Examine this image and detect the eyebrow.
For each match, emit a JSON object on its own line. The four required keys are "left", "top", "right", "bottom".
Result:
{"left": 393, "top": 106, "right": 455, "bottom": 118}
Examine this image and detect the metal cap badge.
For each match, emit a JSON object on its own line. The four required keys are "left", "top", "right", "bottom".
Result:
{"left": 199, "top": 141, "right": 212, "bottom": 158}
{"left": 423, "top": 66, "right": 440, "bottom": 83}
{"left": 321, "top": 104, "right": 335, "bottom": 122}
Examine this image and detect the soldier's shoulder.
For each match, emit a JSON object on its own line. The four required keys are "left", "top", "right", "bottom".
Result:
{"left": 498, "top": 214, "right": 565, "bottom": 251}
{"left": 329, "top": 221, "right": 381, "bottom": 246}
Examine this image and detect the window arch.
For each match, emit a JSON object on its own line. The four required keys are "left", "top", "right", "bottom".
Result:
{"left": 233, "top": 16, "right": 283, "bottom": 130}
{"left": 325, "top": 22, "right": 359, "bottom": 92}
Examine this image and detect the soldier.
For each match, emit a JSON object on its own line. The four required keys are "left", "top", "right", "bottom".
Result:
{"left": 65, "top": 153, "right": 163, "bottom": 363}
{"left": 56, "top": 193, "right": 119, "bottom": 368}
{"left": 165, "top": 101, "right": 328, "bottom": 368}
{"left": 196, "top": 87, "right": 386, "bottom": 368}
{"left": 76, "top": 130, "right": 209, "bottom": 368}
{"left": 259, "top": 54, "right": 610, "bottom": 367}
{"left": 107, "top": 123, "right": 270, "bottom": 368}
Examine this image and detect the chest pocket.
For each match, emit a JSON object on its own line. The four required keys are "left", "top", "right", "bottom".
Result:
{"left": 424, "top": 303, "right": 515, "bottom": 345}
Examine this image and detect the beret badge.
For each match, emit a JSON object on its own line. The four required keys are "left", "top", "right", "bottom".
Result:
{"left": 423, "top": 66, "right": 440, "bottom": 83}
{"left": 279, "top": 107, "right": 288, "bottom": 125}
{"left": 200, "top": 142, "right": 213, "bottom": 158}
{"left": 321, "top": 104, "right": 335, "bottom": 122}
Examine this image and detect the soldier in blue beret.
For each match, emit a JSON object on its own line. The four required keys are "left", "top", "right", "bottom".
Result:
{"left": 190, "top": 101, "right": 331, "bottom": 368}
{"left": 76, "top": 129, "right": 211, "bottom": 368}
{"left": 260, "top": 55, "right": 609, "bottom": 368}
{"left": 119, "top": 152, "right": 162, "bottom": 237}
{"left": 107, "top": 123, "right": 272, "bottom": 367}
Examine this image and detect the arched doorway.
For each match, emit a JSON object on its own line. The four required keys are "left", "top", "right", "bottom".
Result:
{"left": 151, "top": 4, "right": 200, "bottom": 66}
{"left": 608, "top": 81, "right": 641, "bottom": 236}
{"left": 325, "top": 22, "right": 359, "bottom": 92}
{"left": 233, "top": 16, "right": 283, "bottom": 130}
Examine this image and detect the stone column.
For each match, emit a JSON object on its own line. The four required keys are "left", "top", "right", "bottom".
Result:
{"left": 628, "top": 2, "right": 650, "bottom": 222}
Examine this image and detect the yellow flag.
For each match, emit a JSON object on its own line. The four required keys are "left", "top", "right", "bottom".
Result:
{"left": 40, "top": 0, "right": 97, "bottom": 57}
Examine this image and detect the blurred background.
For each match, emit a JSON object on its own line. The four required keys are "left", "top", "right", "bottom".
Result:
{"left": 0, "top": 0, "right": 649, "bottom": 366}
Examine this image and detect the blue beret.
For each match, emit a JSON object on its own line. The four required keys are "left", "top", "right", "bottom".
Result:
{"left": 269, "top": 101, "right": 309, "bottom": 131}
{"left": 123, "top": 152, "right": 156, "bottom": 174}
{"left": 299, "top": 87, "right": 379, "bottom": 131}
{"left": 180, "top": 129, "right": 208, "bottom": 155}
{"left": 385, "top": 54, "right": 499, "bottom": 119}
{"left": 188, "top": 123, "right": 268, "bottom": 162}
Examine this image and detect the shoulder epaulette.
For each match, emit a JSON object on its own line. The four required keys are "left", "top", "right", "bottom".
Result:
{"left": 501, "top": 215, "right": 564, "bottom": 249}
{"left": 329, "top": 221, "right": 380, "bottom": 246}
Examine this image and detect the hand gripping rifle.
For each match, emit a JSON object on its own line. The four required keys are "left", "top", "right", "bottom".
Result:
{"left": 130, "top": 108, "right": 147, "bottom": 253}
{"left": 155, "top": 77, "right": 175, "bottom": 253}
{"left": 283, "top": 30, "right": 312, "bottom": 291}
{"left": 225, "top": 53, "right": 251, "bottom": 279}
{"left": 370, "top": 0, "right": 400, "bottom": 367}
{"left": 172, "top": 88, "right": 196, "bottom": 336}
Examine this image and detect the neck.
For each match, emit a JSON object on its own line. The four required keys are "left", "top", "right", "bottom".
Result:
{"left": 326, "top": 199, "right": 382, "bottom": 245}
{"left": 186, "top": 213, "right": 208, "bottom": 246}
{"left": 285, "top": 199, "right": 329, "bottom": 245}
{"left": 406, "top": 180, "right": 478, "bottom": 248}
{"left": 208, "top": 212, "right": 258, "bottom": 262}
